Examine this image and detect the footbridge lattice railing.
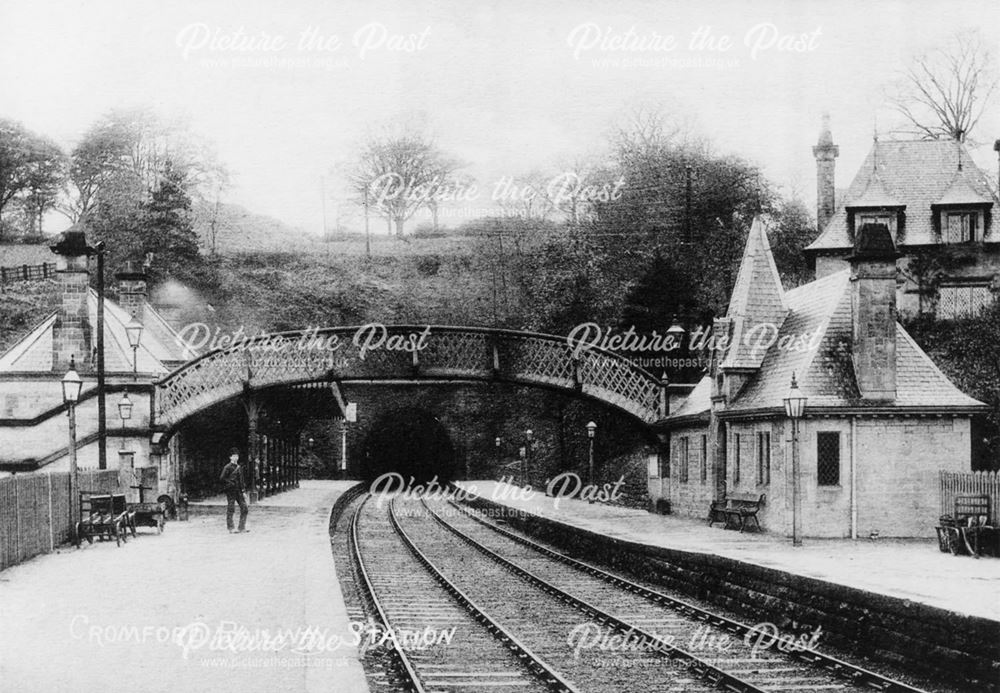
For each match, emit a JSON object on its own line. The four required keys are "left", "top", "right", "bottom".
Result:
{"left": 154, "top": 326, "right": 666, "bottom": 429}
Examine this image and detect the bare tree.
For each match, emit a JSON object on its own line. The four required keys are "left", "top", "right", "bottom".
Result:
{"left": 887, "top": 30, "right": 998, "bottom": 142}
{"left": 495, "top": 170, "right": 556, "bottom": 221}
{"left": 350, "top": 123, "right": 461, "bottom": 237}
{"left": 58, "top": 108, "right": 228, "bottom": 223}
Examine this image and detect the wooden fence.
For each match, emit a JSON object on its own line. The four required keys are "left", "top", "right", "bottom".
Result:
{"left": 0, "top": 469, "right": 120, "bottom": 571}
{"left": 940, "top": 470, "right": 1000, "bottom": 522}
{"left": 0, "top": 262, "right": 56, "bottom": 287}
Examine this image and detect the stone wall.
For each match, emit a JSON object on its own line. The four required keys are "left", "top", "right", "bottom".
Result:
{"left": 462, "top": 493, "right": 999, "bottom": 690}
{"left": 654, "top": 416, "right": 970, "bottom": 538}
{"left": 336, "top": 381, "right": 651, "bottom": 485}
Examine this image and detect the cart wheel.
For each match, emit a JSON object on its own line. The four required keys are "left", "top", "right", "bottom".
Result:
{"left": 947, "top": 528, "right": 964, "bottom": 555}
{"left": 157, "top": 495, "right": 176, "bottom": 520}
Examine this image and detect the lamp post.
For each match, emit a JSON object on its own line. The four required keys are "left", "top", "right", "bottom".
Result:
{"left": 523, "top": 429, "right": 533, "bottom": 487}
{"left": 117, "top": 391, "right": 132, "bottom": 450}
{"left": 783, "top": 373, "right": 808, "bottom": 547}
{"left": 586, "top": 421, "right": 597, "bottom": 490}
{"left": 125, "top": 317, "right": 143, "bottom": 381}
{"left": 666, "top": 319, "right": 685, "bottom": 342}
{"left": 62, "top": 358, "right": 83, "bottom": 545}
{"left": 494, "top": 436, "right": 502, "bottom": 477}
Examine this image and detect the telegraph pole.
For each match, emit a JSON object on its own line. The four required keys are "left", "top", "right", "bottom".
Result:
{"left": 95, "top": 242, "right": 107, "bottom": 470}
{"left": 364, "top": 186, "right": 371, "bottom": 258}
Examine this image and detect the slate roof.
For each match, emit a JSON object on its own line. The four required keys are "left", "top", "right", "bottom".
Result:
{"left": 806, "top": 139, "right": 999, "bottom": 251}
{"left": 724, "top": 270, "right": 984, "bottom": 412}
{"left": 720, "top": 218, "right": 788, "bottom": 370}
{"left": 936, "top": 172, "right": 994, "bottom": 206}
{"left": 668, "top": 375, "right": 712, "bottom": 420}
{"left": 666, "top": 217, "right": 986, "bottom": 423}
{"left": 0, "top": 290, "right": 196, "bottom": 375}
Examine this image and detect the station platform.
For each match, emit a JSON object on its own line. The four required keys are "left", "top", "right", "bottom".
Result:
{"left": 0, "top": 480, "right": 369, "bottom": 693}
{"left": 455, "top": 480, "right": 1000, "bottom": 623}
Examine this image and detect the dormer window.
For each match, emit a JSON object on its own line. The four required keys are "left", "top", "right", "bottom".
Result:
{"left": 858, "top": 212, "right": 896, "bottom": 236}
{"left": 847, "top": 206, "right": 905, "bottom": 244}
{"left": 943, "top": 210, "right": 981, "bottom": 243}
{"left": 932, "top": 204, "right": 991, "bottom": 244}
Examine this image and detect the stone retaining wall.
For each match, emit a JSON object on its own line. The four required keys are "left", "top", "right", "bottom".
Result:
{"left": 462, "top": 494, "right": 999, "bottom": 690}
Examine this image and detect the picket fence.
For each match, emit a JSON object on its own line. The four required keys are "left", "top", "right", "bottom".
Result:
{"left": 939, "top": 470, "right": 1000, "bottom": 522}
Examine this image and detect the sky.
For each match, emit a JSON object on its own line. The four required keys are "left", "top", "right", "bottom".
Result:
{"left": 1, "top": 0, "right": 998, "bottom": 235}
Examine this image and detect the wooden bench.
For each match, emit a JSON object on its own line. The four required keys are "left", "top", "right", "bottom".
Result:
{"left": 707, "top": 499, "right": 728, "bottom": 526}
{"left": 712, "top": 493, "right": 765, "bottom": 532}
{"left": 77, "top": 493, "right": 134, "bottom": 547}
{"left": 937, "top": 495, "right": 995, "bottom": 558}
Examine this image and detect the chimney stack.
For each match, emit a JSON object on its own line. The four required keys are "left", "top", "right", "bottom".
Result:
{"left": 116, "top": 260, "right": 147, "bottom": 323}
{"left": 813, "top": 113, "right": 839, "bottom": 233}
{"left": 849, "top": 223, "right": 901, "bottom": 401}
{"left": 993, "top": 139, "right": 1000, "bottom": 193}
{"left": 49, "top": 229, "right": 95, "bottom": 372}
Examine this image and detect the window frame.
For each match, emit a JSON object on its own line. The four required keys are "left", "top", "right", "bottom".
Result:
{"left": 937, "top": 282, "right": 993, "bottom": 319}
{"left": 733, "top": 432, "right": 741, "bottom": 485}
{"left": 757, "top": 431, "right": 770, "bottom": 486}
{"left": 847, "top": 206, "right": 905, "bottom": 245}
{"left": 944, "top": 210, "right": 979, "bottom": 244}
{"left": 816, "top": 431, "right": 841, "bottom": 487}
{"left": 679, "top": 437, "right": 689, "bottom": 483}
{"left": 700, "top": 434, "right": 708, "bottom": 483}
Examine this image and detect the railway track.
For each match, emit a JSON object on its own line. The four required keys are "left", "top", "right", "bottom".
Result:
{"left": 346, "top": 491, "right": 934, "bottom": 692}
{"left": 418, "top": 495, "right": 932, "bottom": 693}
{"left": 349, "top": 493, "right": 579, "bottom": 692}
{"left": 389, "top": 495, "right": 772, "bottom": 692}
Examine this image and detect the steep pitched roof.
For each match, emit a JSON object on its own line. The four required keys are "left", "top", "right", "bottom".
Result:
{"left": 720, "top": 217, "right": 788, "bottom": 370}
{"left": 668, "top": 375, "right": 712, "bottom": 420}
{"left": 0, "top": 289, "right": 196, "bottom": 375}
{"left": 724, "top": 270, "right": 984, "bottom": 412}
{"left": 935, "top": 171, "right": 994, "bottom": 206}
{"left": 807, "top": 139, "right": 999, "bottom": 251}
{"left": 664, "top": 268, "right": 985, "bottom": 423}
{"left": 849, "top": 174, "right": 902, "bottom": 208}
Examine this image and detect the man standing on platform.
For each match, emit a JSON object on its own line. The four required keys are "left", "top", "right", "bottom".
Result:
{"left": 220, "top": 447, "right": 249, "bottom": 533}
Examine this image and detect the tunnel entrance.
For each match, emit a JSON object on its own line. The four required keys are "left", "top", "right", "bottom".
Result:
{"left": 360, "top": 408, "right": 457, "bottom": 483}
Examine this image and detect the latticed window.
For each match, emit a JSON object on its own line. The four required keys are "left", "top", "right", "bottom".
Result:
{"left": 733, "top": 433, "right": 741, "bottom": 484}
{"left": 938, "top": 284, "right": 992, "bottom": 319}
{"left": 945, "top": 211, "right": 978, "bottom": 243}
{"left": 817, "top": 432, "right": 840, "bottom": 486}
{"left": 757, "top": 432, "right": 770, "bottom": 485}
{"left": 679, "top": 437, "right": 689, "bottom": 483}
{"left": 700, "top": 435, "right": 708, "bottom": 483}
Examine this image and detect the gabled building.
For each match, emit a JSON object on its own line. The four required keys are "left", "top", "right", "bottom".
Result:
{"left": 805, "top": 117, "right": 1000, "bottom": 319}
{"left": 0, "top": 228, "right": 196, "bottom": 501}
{"left": 652, "top": 218, "right": 986, "bottom": 538}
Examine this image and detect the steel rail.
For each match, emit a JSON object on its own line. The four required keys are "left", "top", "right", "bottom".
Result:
{"left": 445, "top": 497, "right": 930, "bottom": 693}
{"left": 386, "top": 496, "right": 582, "bottom": 693}
{"left": 348, "top": 494, "right": 426, "bottom": 692}
{"left": 418, "top": 498, "right": 763, "bottom": 693}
